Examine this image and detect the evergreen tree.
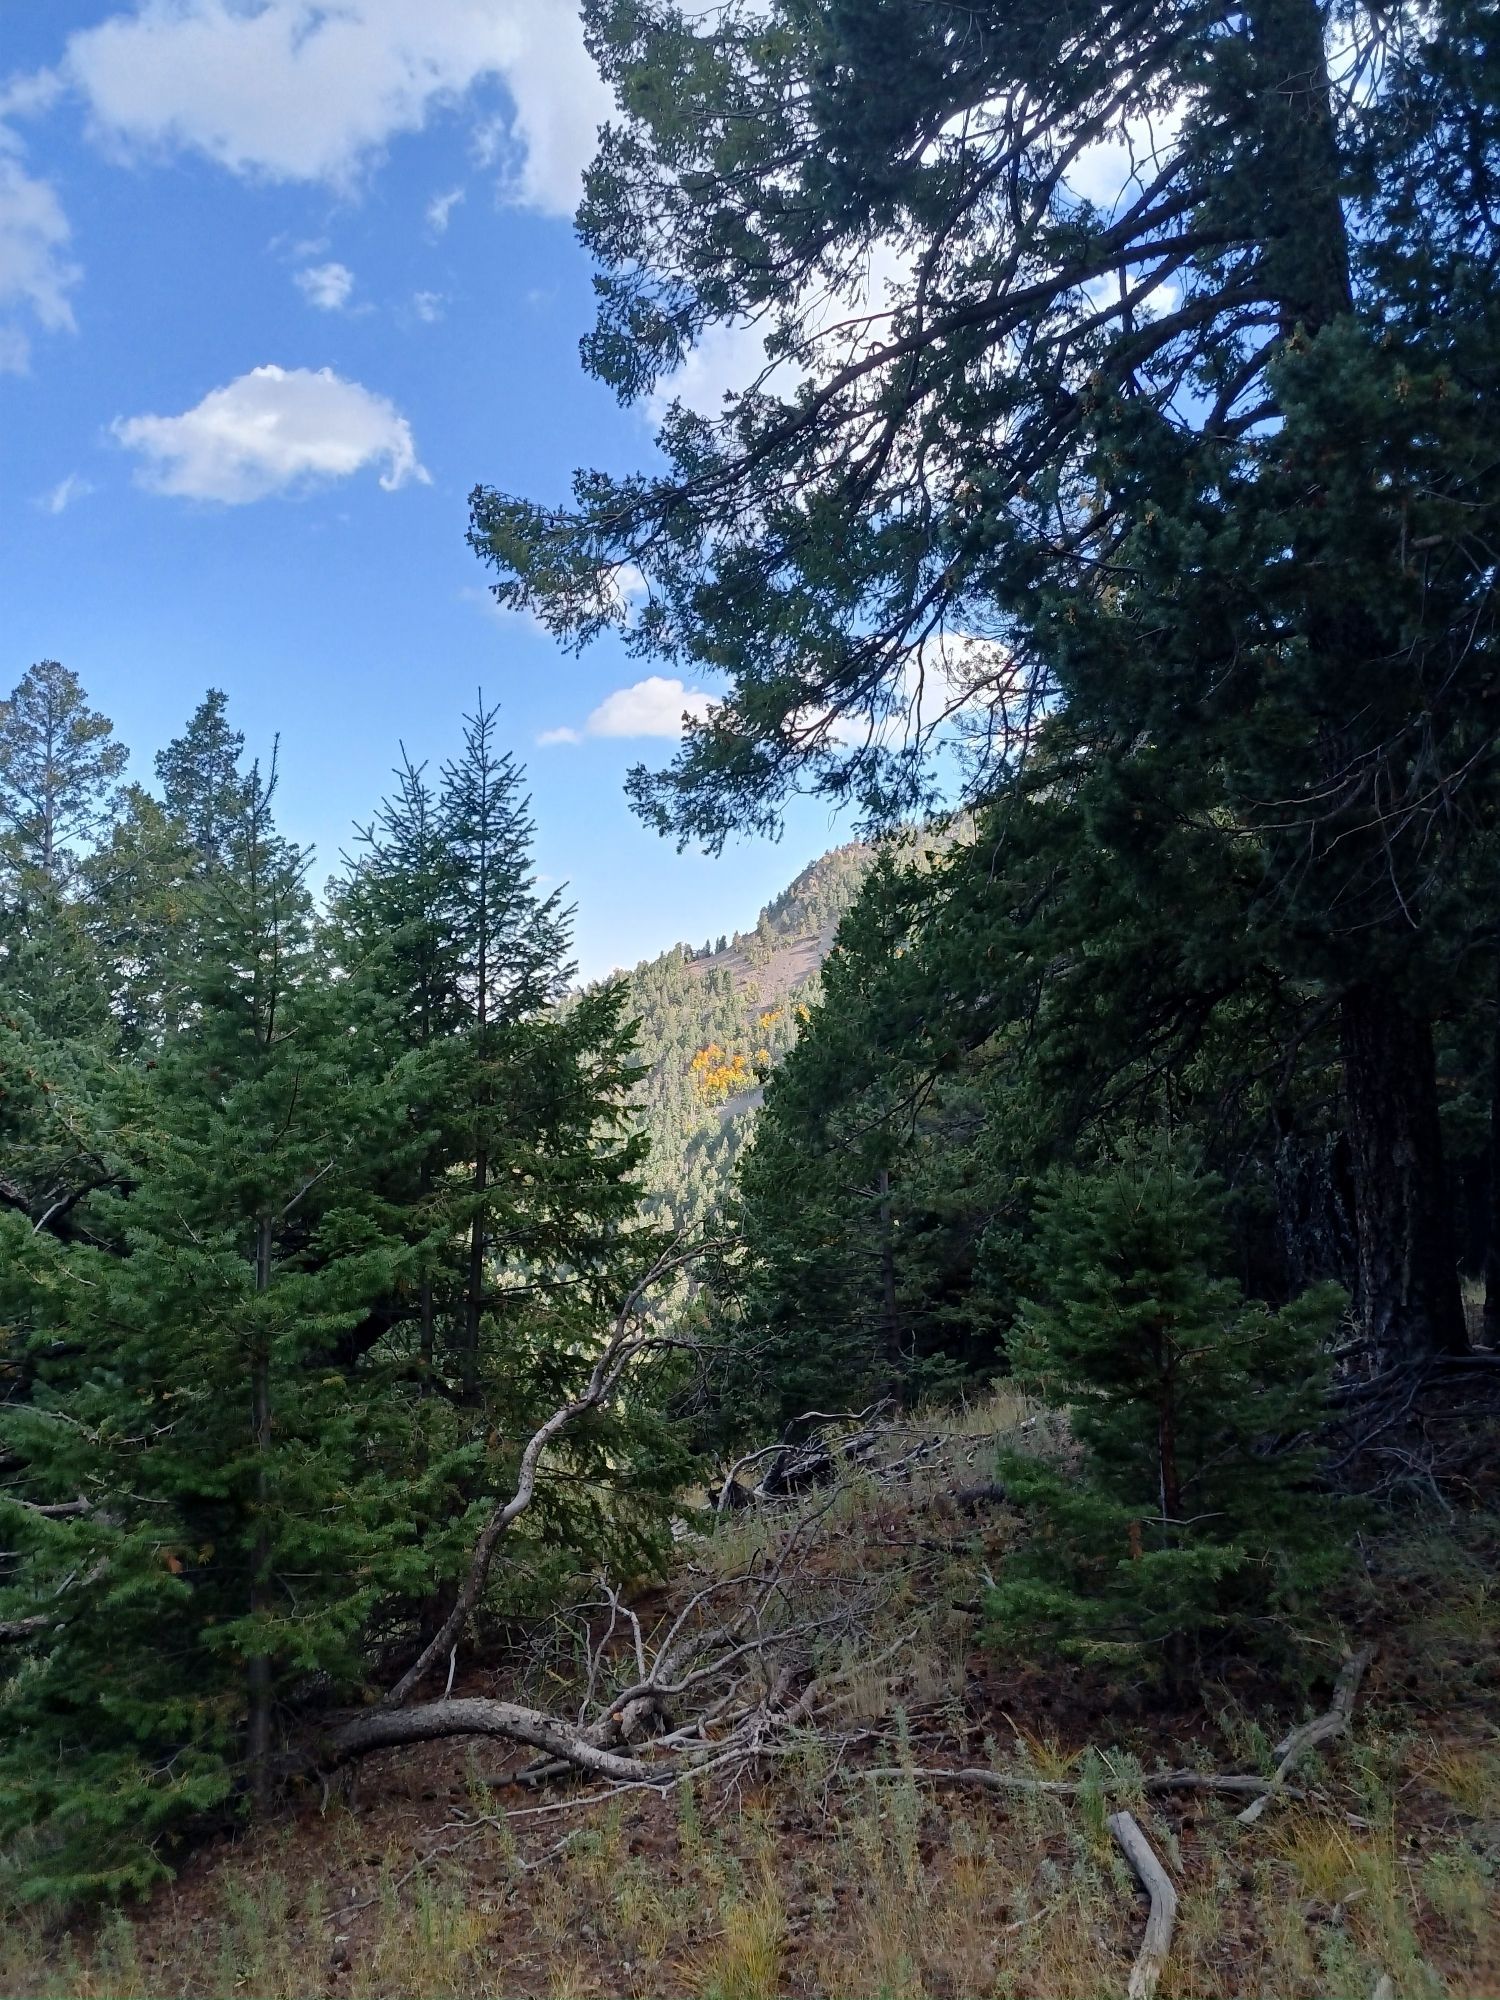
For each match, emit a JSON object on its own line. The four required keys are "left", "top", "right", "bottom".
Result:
{"left": 77, "top": 787, "right": 197, "bottom": 1051}
{"left": 0, "top": 761, "right": 420, "bottom": 1895}
{"left": 0, "top": 665, "right": 128, "bottom": 1054}
{"left": 325, "top": 714, "right": 675, "bottom": 1621}
{"left": 154, "top": 688, "right": 250, "bottom": 871}
{"left": 329, "top": 747, "right": 462, "bottom": 1378}
{"left": 440, "top": 699, "right": 572, "bottom": 1399}
{"left": 0, "top": 661, "right": 125, "bottom": 880}
{"left": 989, "top": 1144, "right": 1344, "bottom": 1688}
{"left": 472, "top": 0, "right": 1498, "bottom": 1366}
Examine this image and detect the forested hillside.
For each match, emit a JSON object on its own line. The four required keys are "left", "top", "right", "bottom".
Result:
{"left": 607, "top": 841, "right": 875, "bottom": 1227}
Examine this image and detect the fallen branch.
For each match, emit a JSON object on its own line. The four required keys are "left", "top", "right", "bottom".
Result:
{"left": 0, "top": 1613, "right": 54, "bottom": 1643}
{"left": 712, "top": 1403, "right": 894, "bottom": 1514}
{"left": 308, "top": 1457, "right": 881, "bottom": 1798}
{"left": 1108, "top": 1810, "right": 1177, "bottom": 2000}
{"left": 323, "top": 1697, "right": 653, "bottom": 1782}
{"left": 1236, "top": 1645, "right": 1376, "bottom": 1827}
{"left": 858, "top": 1763, "right": 1285, "bottom": 1803}
{"left": 387, "top": 1235, "right": 731, "bottom": 1707}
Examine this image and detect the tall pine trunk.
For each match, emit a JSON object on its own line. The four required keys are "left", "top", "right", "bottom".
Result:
{"left": 876, "top": 1165, "right": 902, "bottom": 1393}
{"left": 247, "top": 1213, "right": 274, "bottom": 1815}
{"left": 1246, "top": 0, "right": 1463, "bottom": 1366}
{"left": 464, "top": 1149, "right": 486, "bottom": 1403}
{"left": 1339, "top": 985, "right": 1466, "bottom": 1364}
{"left": 1483, "top": 951, "right": 1500, "bottom": 1348}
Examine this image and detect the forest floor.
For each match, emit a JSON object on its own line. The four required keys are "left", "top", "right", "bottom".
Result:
{"left": 4, "top": 1393, "right": 1498, "bottom": 2000}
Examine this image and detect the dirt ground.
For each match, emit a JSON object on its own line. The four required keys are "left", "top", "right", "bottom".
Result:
{"left": 4, "top": 1420, "right": 1498, "bottom": 2000}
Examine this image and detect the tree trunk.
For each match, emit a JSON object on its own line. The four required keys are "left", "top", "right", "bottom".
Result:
{"left": 1483, "top": 950, "right": 1500, "bottom": 1349}
{"left": 247, "top": 1213, "right": 274, "bottom": 1815}
{"left": 876, "top": 1166, "right": 902, "bottom": 1392}
{"left": 1339, "top": 983, "right": 1466, "bottom": 1366}
{"left": 464, "top": 1149, "right": 486, "bottom": 1403}
{"left": 1154, "top": 1333, "right": 1188, "bottom": 1696}
{"left": 1272, "top": 1122, "right": 1356, "bottom": 1296}
{"left": 418, "top": 1158, "right": 435, "bottom": 1386}
{"left": 1242, "top": 0, "right": 1464, "bottom": 1370}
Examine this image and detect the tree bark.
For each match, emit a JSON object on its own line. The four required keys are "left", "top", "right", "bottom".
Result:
{"left": 876, "top": 1166, "right": 902, "bottom": 1392}
{"left": 1339, "top": 984, "right": 1466, "bottom": 1366}
{"left": 1483, "top": 950, "right": 1500, "bottom": 1349}
{"left": 1241, "top": 0, "right": 1464, "bottom": 1370}
{"left": 322, "top": 1696, "right": 651, "bottom": 1783}
{"left": 247, "top": 1212, "right": 274, "bottom": 1816}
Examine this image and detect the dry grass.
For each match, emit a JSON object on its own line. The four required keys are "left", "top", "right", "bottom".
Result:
{"left": 3, "top": 1394, "right": 1498, "bottom": 2000}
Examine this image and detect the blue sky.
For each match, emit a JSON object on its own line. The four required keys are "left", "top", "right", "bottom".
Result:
{"left": 0, "top": 0, "right": 852, "bottom": 980}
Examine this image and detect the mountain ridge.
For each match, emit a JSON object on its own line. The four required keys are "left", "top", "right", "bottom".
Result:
{"left": 606, "top": 840, "right": 877, "bottom": 1226}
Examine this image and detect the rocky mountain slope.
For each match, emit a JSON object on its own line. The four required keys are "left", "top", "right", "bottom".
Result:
{"left": 608, "top": 841, "right": 876, "bottom": 1227}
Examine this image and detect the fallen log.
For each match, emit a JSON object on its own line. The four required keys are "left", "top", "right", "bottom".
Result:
{"left": 0, "top": 1613, "right": 54, "bottom": 1643}
{"left": 320, "top": 1697, "right": 654, "bottom": 1784}
{"left": 1108, "top": 1810, "right": 1177, "bottom": 2000}
{"left": 1236, "top": 1645, "right": 1376, "bottom": 1827}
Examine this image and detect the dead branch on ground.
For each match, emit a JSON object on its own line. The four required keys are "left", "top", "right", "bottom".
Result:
{"left": 1235, "top": 1644, "right": 1377, "bottom": 1826}
{"left": 1109, "top": 1809, "right": 1178, "bottom": 2000}
{"left": 386, "top": 1234, "right": 732, "bottom": 1708}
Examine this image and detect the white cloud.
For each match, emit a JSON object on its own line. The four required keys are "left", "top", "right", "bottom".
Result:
{"left": 295, "top": 259, "right": 354, "bottom": 310}
{"left": 113, "top": 363, "right": 428, "bottom": 502}
{"left": 587, "top": 678, "right": 710, "bottom": 737}
{"left": 650, "top": 237, "right": 913, "bottom": 422}
{"left": 412, "top": 288, "right": 444, "bottom": 322}
{"left": 650, "top": 318, "right": 770, "bottom": 422}
{"left": 1065, "top": 102, "right": 1186, "bottom": 214}
{"left": 35, "top": 472, "right": 94, "bottom": 514}
{"left": 65, "top": 0, "right": 613, "bottom": 215}
{"left": 0, "top": 72, "right": 65, "bottom": 124}
{"left": 426, "top": 185, "right": 464, "bottom": 232}
{"left": 0, "top": 123, "right": 80, "bottom": 372}
{"left": 540, "top": 675, "right": 714, "bottom": 746}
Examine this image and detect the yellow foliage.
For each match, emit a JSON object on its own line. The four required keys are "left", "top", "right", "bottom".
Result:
{"left": 690, "top": 1043, "right": 753, "bottom": 1105}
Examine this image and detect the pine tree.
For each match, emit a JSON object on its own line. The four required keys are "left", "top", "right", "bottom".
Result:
{"left": 77, "top": 787, "right": 197, "bottom": 1051}
{"left": 472, "top": 0, "right": 1497, "bottom": 1366}
{"left": 0, "top": 760, "right": 420, "bottom": 1896}
{"left": 325, "top": 711, "right": 675, "bottom": 1631}
{"left": 329, "top": 748, "right": 462, "bottom": 1381}
{"left": 0, "top": 664, "right": 128, "bottom": 1053}
{"left": 440, "top": 699, "right": 572, "bottom": 1400}
{"left": 154, "top": 688, "right": 250, "bottom": 871}
{"left": 0, "top": 661, "right": 125, "bottom": 880}
{"left": 988, "top": 1143, "right": 1345, "bottom": 1689}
